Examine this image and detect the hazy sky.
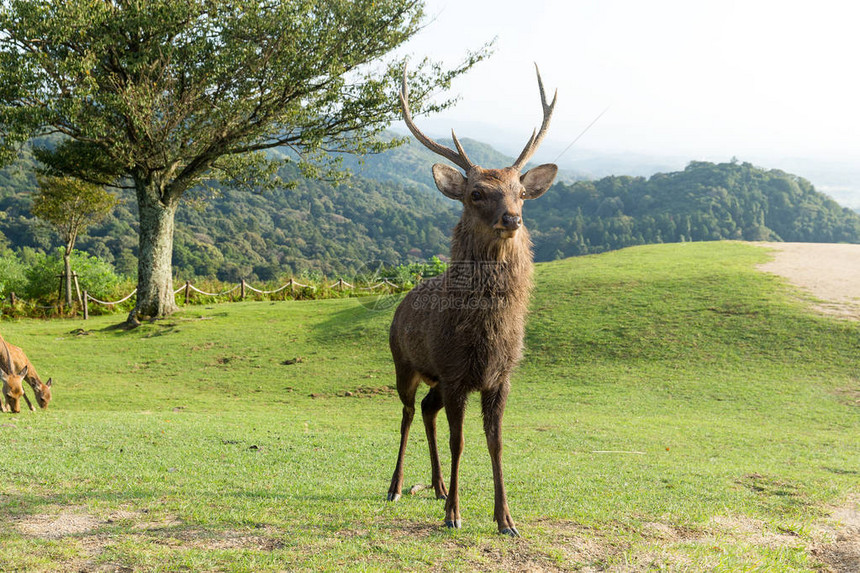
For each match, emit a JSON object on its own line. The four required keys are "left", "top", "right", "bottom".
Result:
{"left": 396, "top": 0, "right": 860, "bottom": 165}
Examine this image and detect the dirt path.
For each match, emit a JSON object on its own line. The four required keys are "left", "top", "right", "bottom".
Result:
{"left": 757, "top": 242, "right": 860, "bottom": 571}
{"left": 756, "top": 242, "right": 860, "bottom": 320}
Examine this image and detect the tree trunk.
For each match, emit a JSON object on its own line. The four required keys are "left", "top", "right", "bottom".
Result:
{"left": 130, "top": 183, "right": 179, "bottom": 321}
{"left": 62, "top": 248, "right": 73, "bottom": 309}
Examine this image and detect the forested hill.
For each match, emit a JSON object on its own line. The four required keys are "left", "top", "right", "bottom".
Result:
{"left": 0, "top": 150, "right": 459, "bottom": 279}
{"left": 1, "top": 139, "right": 858, "bottom": 281}
{"left": 527, "top": 160, "right": 860, "bottom": 260}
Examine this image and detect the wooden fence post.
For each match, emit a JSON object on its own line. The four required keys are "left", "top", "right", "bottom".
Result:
{"left": 57, "top": 273, "right": 65, "bottom": 307}
{"left": 83, "top": 291, "right": 89, "bottom": 320}
{"left": 240, "top": 279, "right": 246, "bottom": 300}
{"left": 9, "top": 292, "right": 15, "bottom": 306}
{"left": 184, "top": 280, "right": 191, "bottom": 305}
{"left": 72, "top": 272, "right": 84, "bottom": 307}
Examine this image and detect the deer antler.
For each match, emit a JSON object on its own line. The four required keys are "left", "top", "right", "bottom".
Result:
{"left": 511, "top": 64, "right": 557, "bottom": 171}
{"left": 400, "top": 65, "right": 474, "bottom": 172}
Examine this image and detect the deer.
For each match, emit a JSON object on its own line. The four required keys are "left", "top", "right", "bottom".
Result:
{"left": 386, "top": 65, "right": 558, "bottom": 536}
{"left": 0, "top": 333, "right": 52, "bottom": 413}
{"left": 1, "top": 341, "right": 29, "bottom": 414}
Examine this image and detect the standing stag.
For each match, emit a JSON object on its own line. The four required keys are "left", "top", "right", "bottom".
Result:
{"left": 0, "top": 333, "right": 52, "bottom": 413}
{"left": 387, "top": 65, "right": 558, "bottom": 536}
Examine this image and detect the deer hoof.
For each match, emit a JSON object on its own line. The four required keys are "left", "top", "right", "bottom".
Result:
{"left": 444, "top": 519, "right": 462, "bottom": 529}
{"left": 500, "top": 527, "right": 520, "bottom": 537}
{"left": 386, "top": 492, "right": 401, "bottom": 502}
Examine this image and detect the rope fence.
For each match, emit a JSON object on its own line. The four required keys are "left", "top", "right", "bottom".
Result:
{"left": 244, "top": 277, "right": 315, "bottom": 295}
{"left": 23, "top": 275, "right": 407, "bottom": 319}
{"left": 186, "top": 283, "right": 241, "bottom": 297}
{"left": 85, "top": 289, "right": 138, "bottom": 306}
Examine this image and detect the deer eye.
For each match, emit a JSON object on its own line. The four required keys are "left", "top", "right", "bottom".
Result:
{"left": 470, "top": 190, "right": 483, "bottom": 201}
{"left": 519, "top": 190, "right": 527, "bottom": 199}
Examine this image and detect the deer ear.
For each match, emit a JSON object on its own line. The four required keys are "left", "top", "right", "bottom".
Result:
{"left": 432, "top": 164, "right": 467, "bottom": 201}
{"left": 46, "top": 378, "right": 52, "bottom": 387}
{"left": 18, "top": 365, "right": 27, "bottom": 378}
{"left": 520, "top": 163, "right": 558, "bottom": 199}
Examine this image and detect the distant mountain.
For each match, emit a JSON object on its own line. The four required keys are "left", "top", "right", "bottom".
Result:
{"left": 1, "top": 138, "right": 857, "bottom": 281}
{"left": 0, "top": 143, "right": 460, "bottom": 279}
{"left": 760, "top": 156, "right": 860, "bottom": 211}
{"left": 554, "top": 149, "right": 688, "bottom": 179}
{"left": 527, "top": 160, "right": 860, "bottom": 261}
{"left": 170, "top": 173, "right": 459, "bottom": 280}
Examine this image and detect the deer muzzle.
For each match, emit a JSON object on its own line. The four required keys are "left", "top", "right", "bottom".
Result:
{"left": 495, "top": 213, "right": 522, "bottom": 238}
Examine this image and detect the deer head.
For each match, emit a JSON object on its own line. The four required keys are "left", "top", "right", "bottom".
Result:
{"left": 400, "top": 64, "right": 559, "bottom": 241}
{"left": 33, "top": 377, "right": 52, "bottom": 409}
{"left": 0, "top": 341, "right": 28, "bottom": 414}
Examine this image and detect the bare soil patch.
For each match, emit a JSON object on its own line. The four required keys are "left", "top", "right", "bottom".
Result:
{"left": 813, "top": 496, "right": 860, "bottom": 573}
{"left": 16, "top": 507, "right": 100, "bottom": 539}
{"left": 9, "top": 503, "right": 860, "bottom": 571}
{"left": 834, "top": 387, "right": 860, "bottom": 408}
{"left": 756, "top": 242, "right": 860, "bottom": 319}
{"left": 13, "top": 507, "right": 284, "bottom": 570}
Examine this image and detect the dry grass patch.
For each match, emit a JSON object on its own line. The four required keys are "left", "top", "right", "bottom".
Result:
{"left": 15, "top": 507, "right": 100, "bottom": 539}
{"left": 812, "top": 496, "right": 860, "bottom": 573}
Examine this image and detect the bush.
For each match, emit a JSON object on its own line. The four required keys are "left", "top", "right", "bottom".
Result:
{"left": 23, "top": 248, "right": 123, "bottom": 302}
{"left": 383, "top": 256, "right": 447, "bottom": 284}
{"left": 0, "top": 253, "right": 27, "bottom": 298}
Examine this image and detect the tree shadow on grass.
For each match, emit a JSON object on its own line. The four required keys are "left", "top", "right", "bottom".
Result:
{"left": 306, "top": 295, "right": 400, "bottom": 349}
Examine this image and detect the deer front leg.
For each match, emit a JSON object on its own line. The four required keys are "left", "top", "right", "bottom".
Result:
{"left": 387, "top": 403, "right": 415, "bottom": 502}
{"left": 22, "top": 392, "right": 34, "bottom": 412}
{"left": 443, "top": 390, "right": 467, "bottom": 528}
{"left": 482, "top": 382, "right": 518, "bottom": 536}
{"left": 387, "top": 367, "right": 418, "bottom": 502}
{"left": 421, "top": 386, "right": 447, "bottom": 500}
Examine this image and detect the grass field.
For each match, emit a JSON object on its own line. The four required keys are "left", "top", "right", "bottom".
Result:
{"left": 0, "top": 241, "right": 857, "bottom": 572}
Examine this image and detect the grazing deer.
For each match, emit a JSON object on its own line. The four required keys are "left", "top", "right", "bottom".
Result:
{"left": 386, "top": 65, "right": 558, "bottom": 536}
{"left": 0, "top": 333, "right": 52, "bottom": 412}
{"left": 1, "top": 341, "right": 29, "bottom": 414}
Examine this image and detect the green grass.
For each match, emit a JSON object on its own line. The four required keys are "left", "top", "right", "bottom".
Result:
{"left": 0, "top": 241, "right": 856, "bottom": 571}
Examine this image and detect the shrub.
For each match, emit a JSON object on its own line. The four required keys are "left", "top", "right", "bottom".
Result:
{"left": 383, "top": 256, "right": 448, "bottom": 284}
{"left": 0, "top": 253, "right": 27, "bottom": 298}
{"left": 23, "top": 248, "right": 123, "bottom": 302}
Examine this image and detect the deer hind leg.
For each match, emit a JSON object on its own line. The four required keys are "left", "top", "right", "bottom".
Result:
{"left": 482, "top": 381, "right": 518, "bottom": 536}
{"left": 387, "top": 364, "right": 420, "bottom": 501}
{"left": 421, "top": 385, "right": 447, "bottom": 500}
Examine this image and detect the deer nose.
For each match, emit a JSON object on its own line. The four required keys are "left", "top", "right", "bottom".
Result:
{"left": 501, "top": 213, "right": 522, "bottom": 230}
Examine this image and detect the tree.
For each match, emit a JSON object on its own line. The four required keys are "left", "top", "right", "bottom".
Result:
{"left": 31, "top": 175, "right": 120, "bottom": 308}
{"left": 0, "top": 0, "right": 486, "bottom": 322}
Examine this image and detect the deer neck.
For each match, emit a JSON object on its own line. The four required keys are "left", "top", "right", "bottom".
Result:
{"left": 449, "top": 221, "right": 534, "bottom": 301}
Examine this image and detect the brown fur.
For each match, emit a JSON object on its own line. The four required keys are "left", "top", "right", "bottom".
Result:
{"left": 389, "top": 67, "right": 558, "bottom": 535}
{"left": 0, "top": 333, "right": 52, "bottom": 413}
{"left": 1, "top": 367, "right": 25, "bottom": 414}
{"left": 387, "top": 164, "right": 557, "bottom": 535}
